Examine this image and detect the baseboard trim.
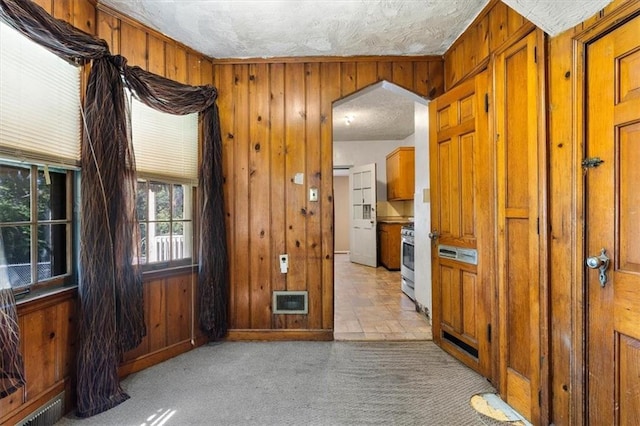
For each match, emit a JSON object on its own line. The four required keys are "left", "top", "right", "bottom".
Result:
{"left": 118, "top": 338, "right": 205, "bottom": 378}
{"left": 226, "top": 329, "right": 334, "bottom": 341}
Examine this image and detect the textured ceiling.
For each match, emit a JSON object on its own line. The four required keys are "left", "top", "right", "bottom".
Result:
{"left": 99, "top": 0, "right": 490, "bottom": 58}
{"left": 333, "top": 81, "right": 426, "bottom": 141}
{"left": 97, "top": 0, "right": 613, "bottom": 141}
{"left": 501, "top": 0, "right": 613, "bottom": 36}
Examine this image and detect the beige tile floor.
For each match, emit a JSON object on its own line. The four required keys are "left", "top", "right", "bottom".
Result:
{"left": 333, "top": 253, "right": 432, "bottom": 341}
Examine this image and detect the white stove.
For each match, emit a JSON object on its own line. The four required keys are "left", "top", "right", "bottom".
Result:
{"left": 400, "top": 224, "right": 415, "bottom": 300}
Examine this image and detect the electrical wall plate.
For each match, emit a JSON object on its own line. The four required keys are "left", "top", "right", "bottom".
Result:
{"left": 309, "top": 187, "right": 318, "bottom": 202}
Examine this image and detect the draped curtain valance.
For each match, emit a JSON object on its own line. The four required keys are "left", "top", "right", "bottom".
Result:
{"left": 0, "top": 0, "right": 228, "bottom": 417}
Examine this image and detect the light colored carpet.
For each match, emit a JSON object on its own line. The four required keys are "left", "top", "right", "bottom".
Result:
{"left": 57, "top": 341, "right": 500, "bottom": 425}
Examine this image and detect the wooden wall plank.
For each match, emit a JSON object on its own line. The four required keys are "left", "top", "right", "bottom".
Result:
{"left": 320, "top": 62, "right": 340, "bottom": 330}
{"left": 56, "top": 299, "right": 76, "bottom": 380}
{"left": 201, "top": 60, "right": 214, "bottom": 86}
{"left": 377, "top": 62, "right": 393, "bottom": 82}
{"left": 490, "top": 1, "right": 509, "bottom": 51}
{"left": 187, "top": 53, "right": 202, "bottom": 85}
{"left": 426, "top": 61, "right": 444, "bottom": 99}
{"left": 96, "top": 11, "right": 120, "bottom": 55}
{"left": 392, "top": 61, "right": 415, "bottom": 90}
{"left": 340, "top": 62, "right": 357, "bottom": 97}
{"left": 166, "top": 274, "right": 192, "bottom": 344}
{"left": 31, "top": 0, "right": 51, "bottom": 14}
{"left": 444, "top": 1, "right": 530, "bottom": 90}
{"left": 414, "top": 61, "right": 431, "bottom": 97}
{"left": 74, "top": 0, "right": 95, "bottom": 35}
{"left": 232, "top": 64, "right": 251, "bottom": 328}
{"left": 284, "top": 62, "right": 308, "bottom": 329}
{"left": 52, "top": 0, "right": 72, "bottom": 22}
{"left": 147, "top": 279, "right": 167, "bottom": 352}
{"left": 356, "top": 61, "right": 378, "bottom": 89}
{"left": 507, "top": 7, "right": 525, "bottom": 35}
{"left": 120, "top": 21, "right": 147, "bottom": 70}
{"left": 305, "top": 63, "right": 323, "bottom": 329}
{"left": 148, "top": 36, "right": 166, "bottom": 76}
{"left": 269, "top": 63, "right": 287, "bottom": 329}
{"left": 215, "top": 64, "right": 237, "bottom": 326}
{"left": 248, "top": 63, "right": 273, "bottom": 329}
{"left": 476, "top": 14, "right": 490, "bottom": 66}
{"left": 22, "top": 306, "right": 57, "bottom": 397}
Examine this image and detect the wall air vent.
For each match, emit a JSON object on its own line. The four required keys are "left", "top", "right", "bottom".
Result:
{"left": 16, "top": 392, "right": 64, "bottom": 426}
{"left": 273, "top": 291, "right": 308, "bottom": 314}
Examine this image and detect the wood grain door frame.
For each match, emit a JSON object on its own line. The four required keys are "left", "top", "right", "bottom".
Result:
{"left": 492, "top": 28, "right": 549, "bottom": 425}
{"left": 570, "top": 4, "right": 640, "bottom": 425}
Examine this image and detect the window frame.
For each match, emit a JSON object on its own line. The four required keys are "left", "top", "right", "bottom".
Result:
{"left": 0, "top": 161, "right": 78, "bottom": 296}
{"left": 135, "top": 178, "right": 197, "bottom": 273}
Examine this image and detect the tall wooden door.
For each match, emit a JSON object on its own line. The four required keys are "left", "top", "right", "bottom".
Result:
{"left": 494, "top": 30, "right": 544, "bottom": 423}
{"left": 349, "top": 163, "right": 377, "bottom": 267}
{"left": 429, "top": 70, "right": 491, "bottom": 378}
{"left": 585, "top": 15, "right": 640, "bottom": 425}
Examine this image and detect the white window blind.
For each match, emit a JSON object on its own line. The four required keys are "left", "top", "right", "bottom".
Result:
{"left": 0, "top": 22, "right": 81, "bottom": 167}
{"left": 130, "top": 97, "right": 199, "bottom": 184}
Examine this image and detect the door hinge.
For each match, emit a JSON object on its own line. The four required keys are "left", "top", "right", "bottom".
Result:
{"left": 538, "top": 389, "right": 542, "bottom": 407}
{"left": 534, "top": 46, "right": 538, "bottom": 63}
{"left": 537, "top": 217, "right": 540, "bottom": 235}
{"left": 484, "top": 93, "right": 489, "bottom": 113}
{"left": 582, "top": 157, "right": 604, "bottom": 169}
{"left": 487, "top": 324, "right": 492, "bottom": 343}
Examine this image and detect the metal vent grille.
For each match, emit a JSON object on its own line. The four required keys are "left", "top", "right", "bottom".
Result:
{"left": 273, "top": 291, "right": 308, "bottom": 314}
{"left": 16, "top": 392, "right": 64, "bottom": 426}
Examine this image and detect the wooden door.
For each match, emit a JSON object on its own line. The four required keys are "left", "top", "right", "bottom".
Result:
{"left": 429, "top": 70, "right": 491, "bottom": 377}
{"left": 585, "top": 15, "right": 640, "bottom": 425}
{"left": 349, "top": 163, "right": 377, "bottom": 267}
{"left": 495, "top": 30, "right": 544, "bottom": 423}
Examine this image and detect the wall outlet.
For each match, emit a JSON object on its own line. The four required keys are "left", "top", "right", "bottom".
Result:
{"left": 279, "top": 254, "right": 289, "bottom": 273}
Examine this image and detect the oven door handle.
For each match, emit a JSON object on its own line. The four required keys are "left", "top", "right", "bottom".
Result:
{"left": 428, "top": 230, "right": 440, "bottom": 241}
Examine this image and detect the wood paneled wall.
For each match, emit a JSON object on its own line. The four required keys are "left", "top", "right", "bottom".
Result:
{"left": 95, "top": 5, "right": 214, "bottom": 86}
{"left": 1, "top": 1, "right": 213, "bottom": 423}
{"left": 444, "top": 0, "right": 638, "bottom": 424}
{"left": 546, "top": 1, "right": 637, "bottom": 424}
{"left": 0, "top": 290, "right": 77, "bottom": 426}
{"left": 213, "top": 58, "right": 444, "bottom": 336}
{"left": 443, "top": 0, "right": 534, "bottom": 90}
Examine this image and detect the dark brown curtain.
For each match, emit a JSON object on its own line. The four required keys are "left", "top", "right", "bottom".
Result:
{"left": 0, "top": 237, "right": 25, "bottom": 399}
{"left": 0, "top": 0, "right": 228, "bottom": 416}
{"left": 123, "top": 65, "right": 229, "bottom": 339}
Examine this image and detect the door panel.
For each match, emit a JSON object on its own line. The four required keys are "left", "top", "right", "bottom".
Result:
{"left": 495, "top": 30, "right": 541, "bottom": 422}
{"left": 349, "top": 163, "right": 377, "bottom": 267}
{"left": 430, "top": 71, "right": 490, "bottom": 377}
{"left": 586, "top": 14, "right": 640, "bottom": 425}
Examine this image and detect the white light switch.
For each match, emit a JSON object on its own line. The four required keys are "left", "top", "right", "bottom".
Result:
{"left": 309, "top": 187, "right": 318, "bottom": 202}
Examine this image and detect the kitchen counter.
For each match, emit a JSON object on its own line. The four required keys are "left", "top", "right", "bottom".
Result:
{"left": 377, "top": 216, "right": 413, "bottom": 224}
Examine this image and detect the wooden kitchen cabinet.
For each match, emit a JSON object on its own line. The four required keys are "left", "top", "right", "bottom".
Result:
{"left": 386, "top": 147, "right": 415, "bottom": 200}
{"left": 377, "top": 222, "right": 402, "bottom": 270}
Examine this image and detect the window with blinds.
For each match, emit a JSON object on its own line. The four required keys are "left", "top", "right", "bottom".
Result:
{"left": 130, "top": 97, "right": 199, "bottom": 185}
{"left": 0, "top": 22, "right": 79, "bottom": 293}
{"left": 0, "top": 21, "right": 81, "bottom": 167}
{"left": 128, "top": 95, "right": 198, "bottom": 269}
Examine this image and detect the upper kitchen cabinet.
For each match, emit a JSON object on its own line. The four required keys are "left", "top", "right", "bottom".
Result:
{"left": 386, "top": 147, "right": 415, "bottom": 200}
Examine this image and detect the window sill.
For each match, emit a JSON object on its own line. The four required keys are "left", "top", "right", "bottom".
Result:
{"left": 15, "top": 284, "right": 78, "bottom": 314}
{"left": 142, "top": 264, "right": 198, "bottom": 280}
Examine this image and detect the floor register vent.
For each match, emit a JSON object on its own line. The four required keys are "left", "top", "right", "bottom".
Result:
{"left": 273, "top": 291, "right": 308, "bottom": 314}
{"left": 16, "top": 392, "right": 64, "bottom": 426}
